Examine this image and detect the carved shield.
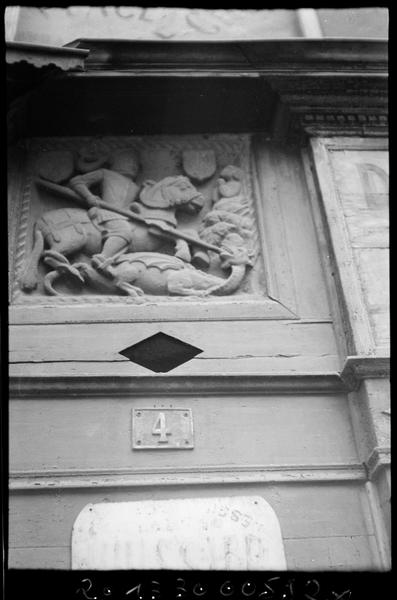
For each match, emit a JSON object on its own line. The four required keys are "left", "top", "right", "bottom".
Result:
{"left": 182, "top": 150, "right": 216, "bottom": 182}
{"left": 36, "top": 150, "right": 74, "bottom": 183}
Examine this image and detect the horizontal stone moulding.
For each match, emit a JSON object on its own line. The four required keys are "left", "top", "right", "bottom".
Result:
{"left": 9, "top": 373, "right": 350, "bottom": 397}
{"left": 9, "top": 297, "right": 299, "bottom": 322}
{"left": 10, "top": 463, "right": 367, "bottom": 491}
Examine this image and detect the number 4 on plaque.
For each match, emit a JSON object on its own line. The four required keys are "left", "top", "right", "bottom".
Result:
{"left": 152, "top": 412, "right": 172, "bottom": 443}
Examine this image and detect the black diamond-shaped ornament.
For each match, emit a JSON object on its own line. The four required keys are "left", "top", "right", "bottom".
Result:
{"left": 119, "top": 332, "right": 203, "bottom": 373}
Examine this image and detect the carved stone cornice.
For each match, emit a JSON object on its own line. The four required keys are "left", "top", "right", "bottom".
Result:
{"left": 281, "top": 112, "right": 389, "bottom": 144}
{"left": 69, "top": 39, "right": 388, "bottom": 141}
{"left": 272, "top": 88, "right": 387, "bottom": 141}
{"left": 8, "top": 39, "right": 387, "bottom": 140}
{"left": 268, "top": 66, "right": 388, "bottom": 140}
{"left": 68, "top": 38, "right": 388, "bottom": 74}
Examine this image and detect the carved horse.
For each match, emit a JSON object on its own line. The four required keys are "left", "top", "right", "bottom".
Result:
{"left": 21, "top": 176, "right": 204, "bottom": 291}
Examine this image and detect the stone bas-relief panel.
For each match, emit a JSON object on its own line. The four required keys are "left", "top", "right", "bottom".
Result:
{"left": 329, "top": 149, "right": 389, "bottom": 348}
{"left": 12, "top": 135, "right": 265, "bottom": 306}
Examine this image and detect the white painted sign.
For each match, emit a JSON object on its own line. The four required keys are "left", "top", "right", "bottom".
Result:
{"left": 72, "top": 496, "right": 286, "bottom": 570}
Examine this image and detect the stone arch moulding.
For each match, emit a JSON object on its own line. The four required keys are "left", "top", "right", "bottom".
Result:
{"left": 71, "top": 495, "right": 287, "bottom": 570}
{"left": 10, "top": 134, "right": 300, "bottom": 325}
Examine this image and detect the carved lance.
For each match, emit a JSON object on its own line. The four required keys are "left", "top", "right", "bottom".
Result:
{"left": 34, "top": 177, "right": 223, "bottom": 255}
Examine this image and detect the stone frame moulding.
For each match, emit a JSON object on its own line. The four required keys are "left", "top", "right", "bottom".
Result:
{"left": 309, "top": 137, "right": 389, "bottom": 387}
{"left": 9, "top": 133, "right": 300, "bottom": 325}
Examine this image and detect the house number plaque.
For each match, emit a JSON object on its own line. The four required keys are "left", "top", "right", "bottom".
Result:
{"left": 132, "top": 408, "right": 194, "bottom": 450}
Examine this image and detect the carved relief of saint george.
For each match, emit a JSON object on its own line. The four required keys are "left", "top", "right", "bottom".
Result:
{"left": 21, "top": 142, "right": 254, "bottom": 300}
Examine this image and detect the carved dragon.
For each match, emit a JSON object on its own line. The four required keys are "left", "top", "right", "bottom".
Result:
{"left": 44, "top": 243, "right": 254, "bottom": 300}
{"left": 20, "top": 174, "right": 207, "bottom": 293}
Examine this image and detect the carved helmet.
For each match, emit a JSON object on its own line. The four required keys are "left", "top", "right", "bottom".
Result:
{"left": 76, "top": 140, "right": 110, "bottom": 173}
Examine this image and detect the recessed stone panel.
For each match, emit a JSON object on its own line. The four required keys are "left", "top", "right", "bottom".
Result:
{"left": 329, "top": 146, "right": 389, "bottom": 348}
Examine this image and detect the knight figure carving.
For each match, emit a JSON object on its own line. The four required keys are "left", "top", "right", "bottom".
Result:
{"left": 21, "top": 143, "right": 254, "bottom": 299}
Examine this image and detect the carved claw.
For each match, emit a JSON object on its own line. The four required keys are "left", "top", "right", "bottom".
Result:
{"left": 44, "top": 256, "right": 85, "bottom": 283}
{"left": 43, "top": 250, "right": 70, "bottom": 265}
{"left": 72, "top": 262, "right": 91, "bottom": 279}
{"left": 43, "top": 256, "right": 62, "bottom": 270}
{"left": 115, "top": 280, "right": 145, "bottom": 302}
{"left": 43, "top": 270, "right": 62, "bottom": 295}
{"left": 57, "top": 264, "right": 85, "bottom": 283}
{"left": 43, "top": 256, "right": 71, "bottom": 271}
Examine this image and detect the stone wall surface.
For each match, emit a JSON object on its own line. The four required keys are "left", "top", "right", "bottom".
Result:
{"left": 11, "top": 7, "right": 302, "bottom": 46}
{"left": 7, "top": 25, "right": 389, "bottom": 573}
{"left": 9, "top": 130, "right": 389, "bottom": 570}
{"left": 318, "top": 8, "right": 388, "bottom": 38}
{"left": 6, "top": 7, "right": 388, "bottom": 47}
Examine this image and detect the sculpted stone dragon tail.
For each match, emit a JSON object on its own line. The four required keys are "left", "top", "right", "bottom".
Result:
{"left": 43, "top": 245, "right": 254, "bottom": 298}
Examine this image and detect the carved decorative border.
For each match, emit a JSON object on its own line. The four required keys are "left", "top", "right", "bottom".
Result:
{"left": 296, "top": 113, "right": 389, "bottom": 139}
{"left": 8, "top": 143, "right": 28, "bottom": 301}
{"left": 302, "top": 113, "right": 388, "bottom": 128}
{"left": 9, "top": 147, "right": 32, "bottom": 302}
{"left": 10, "top": 134, "right": 298, "bottom": 322}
